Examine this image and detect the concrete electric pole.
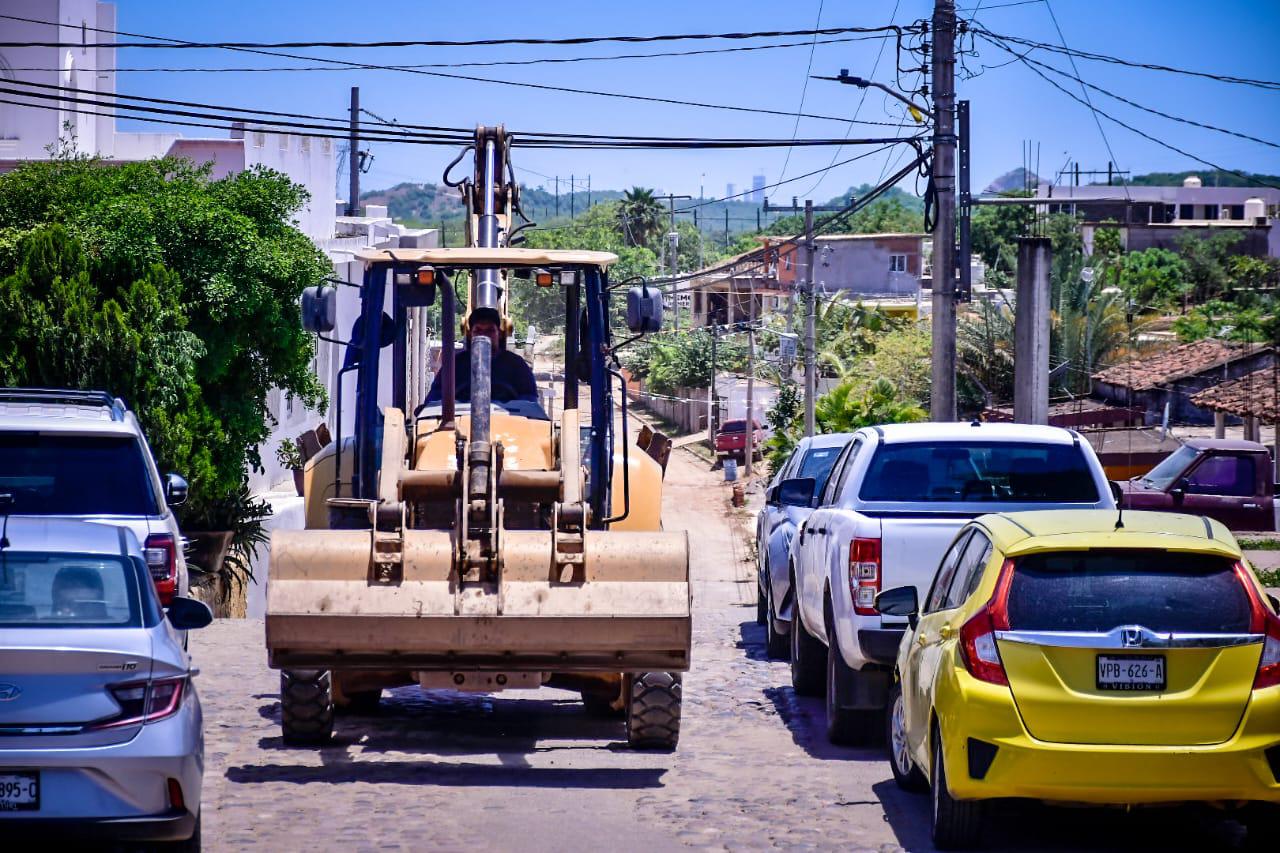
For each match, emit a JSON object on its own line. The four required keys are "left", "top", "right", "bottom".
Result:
{"left": 745, "top": 282, "right": 756, "bottom": 477}
{"left": 803, "top": 199, "right": 817, "bottom": 437}
{"left": 346, "top": 86, "right": 360, "bottom": 216}
{"left": 930, "top": 0, "right": 959, "bottom": 422}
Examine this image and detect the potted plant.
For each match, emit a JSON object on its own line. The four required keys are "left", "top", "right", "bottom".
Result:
{"left": 182, "top": 478, "right": 270, "bottom": 618}
{"left": 276, "top": 438, "right": 305, "bottom": 497}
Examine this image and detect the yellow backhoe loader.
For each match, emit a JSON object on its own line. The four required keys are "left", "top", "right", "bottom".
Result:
{"left": 265, "top": 127, "right": 690, "bottom": 749}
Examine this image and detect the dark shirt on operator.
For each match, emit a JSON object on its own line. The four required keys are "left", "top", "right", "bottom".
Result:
{"left": 424, "top": 346, "right": 539, "bottom": 405}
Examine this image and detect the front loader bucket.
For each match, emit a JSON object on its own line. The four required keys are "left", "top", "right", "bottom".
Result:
{"left": 265, "top": 528, "right": 691, "bottom": 673}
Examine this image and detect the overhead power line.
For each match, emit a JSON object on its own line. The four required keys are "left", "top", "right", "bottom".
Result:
{"left": 0, "top": 17, "right": 916, "bottom": 49}
{"left": 970, "top": 24, "right": 1280, "bottom": 90}
{"left": 1, "top": 84, "right": 918, "bottom": 150}
{"left": 0, "top": 12, "right": 909, "bottom": 128}
{"left": 978, "top": 34, "right": 1280, "bottom": 191}
{"left": 0, "top": 34, "right": 900, "bottom": 74}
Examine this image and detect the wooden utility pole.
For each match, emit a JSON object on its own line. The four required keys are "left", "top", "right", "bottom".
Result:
{"left": 346, "top": 86, "right": 360, "bottom": 216}
{"left": 930, "top": 0, "right": 958, "bottom": 422}
{"left": 803, "top": 199, "right": 817, "bottom": 437}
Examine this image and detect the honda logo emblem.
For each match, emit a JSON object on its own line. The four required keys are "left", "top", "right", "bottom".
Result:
{"left": 0, "top": 683, "right": 20, "bottom": 702}
{"left": 1121, "top": 627, "right": 1143, "bottom": 648}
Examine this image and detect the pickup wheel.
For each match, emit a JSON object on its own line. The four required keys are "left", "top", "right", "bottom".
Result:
{"left": 930, "top": 726, "right": 983, "bottom": 850}
{"left": 281, "top": 669, "right": 334, "bottom": 745}
{"left": 765, "top": 576, "right": 788, "bottom": 660}
{"left": 825, "top": 623, "right": 881, "bottom": 746}
{"left": 887, "top": 682, "right": 928, "bottom": 791}
{"left": 789, "top": 597, "right": 825, "bottom": 696}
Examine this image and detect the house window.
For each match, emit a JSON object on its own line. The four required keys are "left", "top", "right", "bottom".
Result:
{"left": 279, "top": 134, "right": 290, "bottom": 151}
{"left": 1163, "top": 204, "right": 1176, "bottom": 223}
{"left": 889, "top": 254, "right": 907, "bottom": 273}
{"left": 252, "top": 132, "right": 266, "bottom": 148}
{"left": 321, "top": 138, "right": 332, "bottom": 154}
{"left": 300, "top": 136, "right": 312, "bottom": 154}
{"left": 1204, "top": 204, "right": 1219, "bottom": 220}
{"left": 1228, "top": 204, "right": 1244, "bottom": 220}
{"left": 1178, "top": 204, "right": 1194, "bottom": 220}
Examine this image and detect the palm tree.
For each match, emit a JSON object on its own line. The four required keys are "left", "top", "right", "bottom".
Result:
{"left": 618, "top": 187, "right": 664, "bottom": 248}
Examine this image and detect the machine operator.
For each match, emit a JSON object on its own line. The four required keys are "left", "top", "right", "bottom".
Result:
{"left": 424, "top": 307, "right": 538, "bottom": 406}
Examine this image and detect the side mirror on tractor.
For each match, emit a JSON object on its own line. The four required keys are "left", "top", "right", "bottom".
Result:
{"left": 300, "top": 285, "right": 338, "bottom": 333}
{"left": 626, "top": 284, "right": 664, "bottom": 333}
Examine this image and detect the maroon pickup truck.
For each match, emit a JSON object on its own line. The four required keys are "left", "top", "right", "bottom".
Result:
{"left": 715, "top": 419, "right": 765, "bottom": 461}
{"left": 1120, "top": 439, "right": 1277, "bottom": 531}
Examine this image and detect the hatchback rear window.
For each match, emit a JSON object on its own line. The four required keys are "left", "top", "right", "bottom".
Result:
{"left": 1006, "top": 550, "right": 1252, "bottom": 634}
{"left": 858, "top": 441, "right": 1099, "bottom": 504}
{"left": 0, "top": 552, "right": 141, "bottom": 628}
{"left": 0, "top": 434, "right": 158, "bottom": 516}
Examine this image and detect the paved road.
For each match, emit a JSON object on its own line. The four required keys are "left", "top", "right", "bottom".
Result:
{"left": 194, "top": 446, "right": 1253, "bottom": 851}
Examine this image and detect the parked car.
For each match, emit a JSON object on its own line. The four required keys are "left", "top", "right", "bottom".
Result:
{"left": 878, "top": 510, "right": 1280, "bottom": 850}
{"left": 0, "top": 517, "right": 212, "bottom": 846}
{"left": 1121, "top": 438, "right": 1276, "bottom": 531}
{"left": 0, "top": 389, "right": 190, "bottom": 606}
{"left": 715, "top": 419, "right": 766, "bottom": 460}
{"left": 756, "top": 433, "right": 854, "bottom": 657}
{"left": 784, "top": 422, "right": 1114, "bottom": 745}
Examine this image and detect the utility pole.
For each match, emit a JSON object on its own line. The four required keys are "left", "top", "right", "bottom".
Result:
{"left": 658, "top": 193, "right": 693, "bottom": 329}
{"left": 724, "top": 207, "right": 730, "bottom": 250}
{"left": 587, "top": 174, "right": 591, "bottom": 209}
{"left": 346, "top": 86, "right": 360, "bottom": 216}
{"left": 745, "top": 282, "right": 756, "bottom": 477}
{"left": 554, "top": 176, "right": 559, "bottom": 218}
{"left": 708, "top": 327, "right": 718, "bottom": 443}
{"left": 570, "top": 174, "right": 576, "bottom": 219}
{"left": 1014, "top": 237, "right": 1052, "bottom": 425}
{"left": 929, "top": 0, "right": 959, "bottom": 422}
{"left": 803, "top": 199, "right": 817, "bottom": 437}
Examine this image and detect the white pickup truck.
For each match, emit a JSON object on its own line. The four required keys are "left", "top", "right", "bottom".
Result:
{"left": 783, "top": 422, "right": 1115, "bottom": 745}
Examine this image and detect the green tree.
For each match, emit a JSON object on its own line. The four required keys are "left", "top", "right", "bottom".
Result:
{"left": 815, "top": 377, "right": 926, "bottom": 432}
{"left": 970, "top": 192, "right": 1034, "bottom": 273}
{"left": 1117, "top": 248, "right": 1189, "bottom": 309}
{"left": 617, "top": 187, "right": 664, "bottom": 248}
{"left": 0, "top": 156, "right": 328, "bottom": 515}
{"left": 1176, "top": 230, "right": 1243, "bottom": 303}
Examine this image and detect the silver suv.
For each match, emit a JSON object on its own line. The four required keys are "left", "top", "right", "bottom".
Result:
{"left": 0, "top": 389, "right": 190, "bottom": 606}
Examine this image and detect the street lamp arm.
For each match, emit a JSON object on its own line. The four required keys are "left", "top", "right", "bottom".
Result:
{"left": 811, "top": 70, "right": 928, "bottom": 122}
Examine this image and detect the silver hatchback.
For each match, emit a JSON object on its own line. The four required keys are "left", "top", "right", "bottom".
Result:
{"left": 0, "top": 517, "right": 211, "bottom": 846}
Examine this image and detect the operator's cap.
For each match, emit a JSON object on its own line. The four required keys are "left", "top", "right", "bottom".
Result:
{"left": 468, "top": 306, "right": 501, "bottom": 326}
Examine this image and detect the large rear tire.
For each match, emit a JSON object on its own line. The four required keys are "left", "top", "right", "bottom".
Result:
{"left": 825, "top": 624, "right": 880, "bottom": 746}
{"left": 930, "top": 727, "right": 982, "bottom": 850}
{"left": 626, "top": 672, "right": 682, "bottom": 750}
{"left": 790, "top": 597, "right": 825, "bottom": 696}
{"left": 281, "top": 669, "right": 334, "bottom": 745}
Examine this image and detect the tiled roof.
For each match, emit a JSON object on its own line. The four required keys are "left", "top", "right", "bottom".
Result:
{"left": 1190, "top": 366, "right": 1280, "bottom": 421}
{"left": 1091, "top": 339, "right": 1266, "bottom": 391}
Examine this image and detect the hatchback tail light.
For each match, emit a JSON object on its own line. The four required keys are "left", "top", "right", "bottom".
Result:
{"left": 849, "top": 537, "right": 882, "bottom": 616}
{"left": 145, "top": 533, "right": 177, "bottom": 606}
{"left": 959, "top": 559, "right": 1014, "bottom": 686}
{"left": 1235, "top": 562, "right": 1280, "bottom": 690}
{"left": 87, "top": 676, "right": 188, "bottom": 730}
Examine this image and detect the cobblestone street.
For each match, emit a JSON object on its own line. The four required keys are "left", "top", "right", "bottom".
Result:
{"left": 193, "top": 447, "right": 1255, "bottom": 851}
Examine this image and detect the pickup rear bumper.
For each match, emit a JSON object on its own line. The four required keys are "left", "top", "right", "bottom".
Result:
{"left": 858, "top": 627, "right": 905, "bottom": 665}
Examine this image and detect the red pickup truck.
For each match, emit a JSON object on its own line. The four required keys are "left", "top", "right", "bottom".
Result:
{"left": 715, "top": 419, "right": 765, "bottom": 461}
{"left": 1119, "top": 438, "right": 1277, "bottom": 531}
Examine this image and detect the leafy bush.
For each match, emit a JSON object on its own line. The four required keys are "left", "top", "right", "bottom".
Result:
{"left": 0, "top": 156, "right": 329, "bottom": 517}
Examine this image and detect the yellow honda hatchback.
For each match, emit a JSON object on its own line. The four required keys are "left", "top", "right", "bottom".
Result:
{"left": 876, "top": 509, "right": 1280, "bottom": 850}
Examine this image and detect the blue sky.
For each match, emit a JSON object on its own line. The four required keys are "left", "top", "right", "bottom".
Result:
{"left": 110, "top": 0, "right": 1280, "bottom": 201}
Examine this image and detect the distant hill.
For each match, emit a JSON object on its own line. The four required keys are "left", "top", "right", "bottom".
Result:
{"left": 1117, "top": 169, "right": 1280, "bottom": 188}
{"left": 984, "top": 168, "right": 1040, "bottom": 194}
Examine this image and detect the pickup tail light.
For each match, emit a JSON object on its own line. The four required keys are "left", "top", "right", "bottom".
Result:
{"left": 849, "top": 537, "right": 882, "bottom": 616}
{"left": 87, "top": 676, "right": 188, "bottom": 730}
{"left": 1236, "top": 561, "right": 1280, "bottom": 690}
{"left": 144, "top": 533, "right": 177, "bottom": 607}
{"left": 959, "top": 559, "right": 1014, "bottom": 686}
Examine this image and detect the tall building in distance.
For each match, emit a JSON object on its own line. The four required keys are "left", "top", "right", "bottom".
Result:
{"left": 726, "top": 183, "right": 736, "bottom": 199}
{"left": 751, "top": 174, "right": 766, "bottom": 203}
